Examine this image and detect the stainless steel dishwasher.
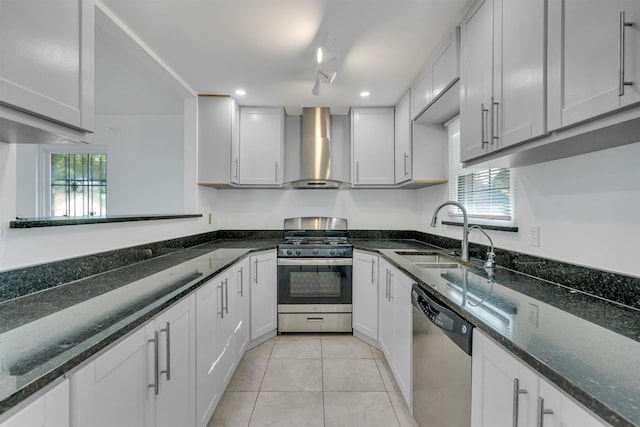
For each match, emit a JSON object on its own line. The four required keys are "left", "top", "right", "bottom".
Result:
{"left": 412, "top": 284, "right": 473, "bottom": 427}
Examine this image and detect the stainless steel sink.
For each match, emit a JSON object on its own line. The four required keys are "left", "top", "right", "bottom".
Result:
{"left": 394, "top": 251, "right": 461, "bottom": 268}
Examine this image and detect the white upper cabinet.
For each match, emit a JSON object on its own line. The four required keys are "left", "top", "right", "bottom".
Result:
{"left": 460, "top": 0, "right": 546, "bottom": 162}
{"left": 238, "top": 107, "right": 284, "bottom": 186}
{"left": 547, "top": 0, "right": 640, "bottom": 131}
{"left": 197, "top": 96, "right": 238, "bottom": 187}
{"left": 394, "top": 91, "right": 412, "bottom": 184}
{"left": 411, "top": 27, "right": 460, "bottom": 120}
{"left": 411, "top": 70, "right": 433, "bottom": 121}
{"left": 0, "top": 0, "right": 94, "bottom": 139}
{"left": 351, "top": 107, "right": 395, "bottom": 186}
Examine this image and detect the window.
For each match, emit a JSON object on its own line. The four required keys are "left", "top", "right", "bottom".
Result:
{"left": 46, "top": 149, "right": 107, "bottom": 217}
{"left": 446, "top": 116, "right": 514, "bottom": 223}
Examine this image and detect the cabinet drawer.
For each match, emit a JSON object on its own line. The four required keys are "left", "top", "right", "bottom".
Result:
{"left": 278, "top": 313, "right": 352, "bottom": 333}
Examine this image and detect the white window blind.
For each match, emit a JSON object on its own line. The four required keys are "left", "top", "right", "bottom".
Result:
{"left": 446, "top": 116, "right": 514, "bottom": 222}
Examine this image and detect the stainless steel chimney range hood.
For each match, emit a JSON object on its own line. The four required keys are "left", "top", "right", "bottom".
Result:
{"left": 285, "top": 107, "right": 350, "bottom": 190}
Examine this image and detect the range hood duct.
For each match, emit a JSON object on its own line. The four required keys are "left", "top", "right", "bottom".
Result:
{"left": 287, "top": 107, "right": 348, "bottom": 189}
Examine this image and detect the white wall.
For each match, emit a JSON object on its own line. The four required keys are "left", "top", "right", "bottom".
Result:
{"left": 416, "top": 141, "right": 640, "bottom": 277}
{"left": 199, "top": 188, "right": 418, "bottom": 230}
{"left": 95, "top": 114, "right": 184, "bottom": 215}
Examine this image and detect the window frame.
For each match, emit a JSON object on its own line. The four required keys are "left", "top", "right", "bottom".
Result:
{"left": 39, "top": 145, "right": 108, "bottom": 217}
{"left": 446, "top": 116, "right": 516, "bottom": 227}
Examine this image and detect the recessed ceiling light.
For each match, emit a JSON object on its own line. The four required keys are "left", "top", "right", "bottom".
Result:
{"left": 235, "top": 89, "right": 246, "bottom": 96}
{"left": 360, "top": 91, "right": 370, "bottom": 97}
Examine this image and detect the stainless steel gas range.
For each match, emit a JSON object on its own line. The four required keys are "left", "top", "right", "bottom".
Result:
{"left": 277, "top": 217, "right": 353, "bottom": 333}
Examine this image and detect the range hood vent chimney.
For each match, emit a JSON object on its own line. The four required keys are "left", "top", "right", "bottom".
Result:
{"left": 287, "top": 107, "right": 348, "bottom": 189}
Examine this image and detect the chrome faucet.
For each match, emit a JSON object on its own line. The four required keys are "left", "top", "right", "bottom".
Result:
{"left": 430, "top": 201, "right": 469, "bottom": 262}
{"left": 469, "top": 225, "right": 496, "bottom": 269}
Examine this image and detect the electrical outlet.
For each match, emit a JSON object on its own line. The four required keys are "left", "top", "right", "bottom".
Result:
{"left": 528, "top": 303, "right": 539, "bottom": 328}
{"left": 529, "top": 225, "right": 540, "bottom": 247}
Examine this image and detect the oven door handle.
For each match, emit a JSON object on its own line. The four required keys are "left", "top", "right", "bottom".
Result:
{"left": 277, "top": 258, "right": 353, "bottom": 266}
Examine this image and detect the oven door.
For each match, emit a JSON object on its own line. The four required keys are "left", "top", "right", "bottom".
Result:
{"left": 277, "top": 258, "right": 352, "bottom": 305}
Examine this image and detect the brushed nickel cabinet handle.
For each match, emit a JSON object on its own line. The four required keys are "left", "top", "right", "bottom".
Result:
{"left": 536, "top": 397, "right": 554, "bottom": 427}
{"left": 160, "top": 322, "right": 171, "bottom": 381}
{"left": 224, "top": 278, "right": 229, "bottom": 314}
{"left": 148, "top": 331, "right": 159, "bottom": 395}
{"left": 492, "top": 99, "right": 499, "bottom": 144}
{"left": 481, "top": 103, "right": 489, "bottom": 148}
{"left": 512, "top": 378, "right": 528, "bottom": 427}
{"left": 218, "top": 282, "right": 224, "bottom": 318}
{"left": 371, "top": 259, "right": 376, "bottom": 284}
{"left": 238, "top": 267, "right": 244, "bottom": 296}
{"left": 404, "top": 153, "right": 409, "bottom": 176}
{"left": 619, "top": 11, "right": 634, "bottom": 96}
{"left": 254, "top": 258, "right": 259, "bottom": 283}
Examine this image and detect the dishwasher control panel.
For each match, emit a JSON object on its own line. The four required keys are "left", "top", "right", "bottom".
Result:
{"left": 412, "top": 285, "right": 473, "bottom": 355}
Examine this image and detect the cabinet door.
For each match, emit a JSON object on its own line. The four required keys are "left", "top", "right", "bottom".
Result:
{"left": 238, "top": 107, "right": 284, "bottom": 185}
{"left": 0, "top": 380, "right": 69, "bottom": 427}
{"left": 71, "top": 324, "right": 154, "bottom": 427}
{"left": 351, "top": 108, "right": 395, "bottom": 186}
{"left": 538, "top": 379, "right": 608, "bottom": 427}
{"left": 377, "top": 261, "right": 394, "bottom": 360}
{"left": 234, "top": 257, "right": 251, "bottom": 359}
{"left": 195, "top": 279, "right": 222, "bottom": 427}
{"left": 217, "top": 270, "right": 237, "bottom": 388}
{"left": 622, "top": 0, "right": 640, "bottom": 107}
{"left": 394, "top": 91, "right": 412, "bottom": 184}
{"left": 0, "top": 0, "right": 93, "bottom": 131}
{"left": 352, "top": 250, "right": 379, "bottom": 341}
{"left": 411, "top": 70, "right": 432, "bottom": 120}
{"left": 460, "top": 0, "right": 495, "bottom": 162}
{"left": 471, "top": 329, "right": 539, "bottom": 427}
{"left": 548, "top": 1, "right": 627, "bottom": 130}
{"left": 496, "top": 0, "right": 546, "bottom": 147}
{"left": 155, "top": 295, "right": 196, "bottom": 427}
{"left": 391, "top": 270, "right": 412, "bottom": 407}
{"left": 250, "top": 250, "right": 277, "bottom": 339}
{"left": 432, "top": 27, "right": 460, "bottom": 101}
{"left": 197, "top": 96, "right": 234, "bottom": 185}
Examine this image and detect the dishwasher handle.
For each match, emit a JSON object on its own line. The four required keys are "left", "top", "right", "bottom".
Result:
{"left": 412, "top": 284, "right": 473, "bottom": 355}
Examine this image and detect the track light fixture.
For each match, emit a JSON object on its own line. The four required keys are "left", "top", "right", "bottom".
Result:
{"left": 312, "top": 36, "right": 339, "bottom": 96}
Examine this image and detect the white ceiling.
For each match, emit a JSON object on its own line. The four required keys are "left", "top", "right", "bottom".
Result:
{"left": 98, "top": 0, "right": 473, "bottom": 115}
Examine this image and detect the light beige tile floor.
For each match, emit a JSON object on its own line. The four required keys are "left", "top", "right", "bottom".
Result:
{"left": 208, "top": 334, "right": 418, "bottom": 427}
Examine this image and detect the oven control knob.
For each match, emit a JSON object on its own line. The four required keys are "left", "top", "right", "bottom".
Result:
{"left": 286, "top": 249, "right": 292, "bottom": 255}
{"left": 338, "top": 249, "right": 344, "bottom": 256}
{"left": 313, "top": 248, "right": 319, "bottom": 254}
{"left": 295, "top": 249, "right": 301, "bottom": 255}
{"left": 330, "top": 249, "right": 336, "bottom": 256}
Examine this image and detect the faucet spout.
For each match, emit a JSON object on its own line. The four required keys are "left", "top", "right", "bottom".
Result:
{"left": 430, "top": 201, "right": 469, "bottom": 262}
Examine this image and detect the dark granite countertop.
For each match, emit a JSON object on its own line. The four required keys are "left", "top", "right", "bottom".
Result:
{"left": 352, "top": 240, "right": 640, "bottom": 427}
{"left": 0, "top": 239, "right": 279, "bottom": 416}
{"left": 0, "top": 236, "right": 638, "bottom": 427}
{"left": 9, "top": 213, "right": 203, "bottom": 228}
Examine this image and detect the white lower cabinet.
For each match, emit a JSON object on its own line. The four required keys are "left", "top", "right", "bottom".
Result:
{"left": 352, "top": 250, "right": 379, "bottom": 342}
{"left": 472, "top": 329, "right": 609, "bottom": 427}
{"left": 250, "top": 250, "right": 277, "bottom": 340}
{"left": 196, "top": 266, "right": 237, "bottom": 427}
{"left": 378, "top": 259, "right": 413, "bottom": 408}
{"left": 71, "top": 294, "right": 196, "bottom": 427}
{"left": 0, "top": 379, "right": 69, "bottom": 427}
{"left": 234, "top": 257, "right": 251, "bottom": 360}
